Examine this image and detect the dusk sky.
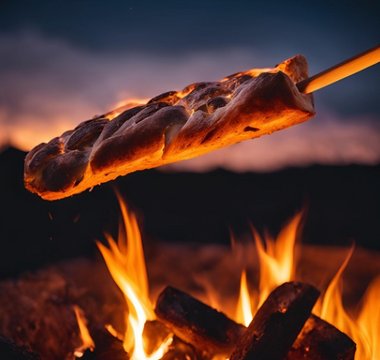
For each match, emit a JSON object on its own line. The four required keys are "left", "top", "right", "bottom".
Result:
{"left": 1, "top": 0, "right": 379, "bottom": 170}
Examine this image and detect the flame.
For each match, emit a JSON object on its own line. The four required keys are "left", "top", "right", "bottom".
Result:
{"left": 313, "top": 245, "right": 376, "bottom": 360}
{"left": 234, "top": 211, "right": 379, "bottom": 360}
{"left": 358, "top": 276, "right": 380, "bottom": 360}
{"left": 73, "top": 305, "right": 95, "bottom": 358}
{"left": 235, "top": 269, "right": 253, "bottom": 326}
{"left": 253, "top": 211, "right": 301, "bottom": 308}
{"left": 234, "top": 212, "right": 301, "bottom": 325}
{"left": 94, "top": 195, "right": 379, "bottom": 360}
{"left": 97, "top": 192, "right": 172, "bottom": 360}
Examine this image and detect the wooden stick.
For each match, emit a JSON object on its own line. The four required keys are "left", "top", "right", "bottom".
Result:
{"left": 297, "top": 44, "right": 380, "bottom": 93}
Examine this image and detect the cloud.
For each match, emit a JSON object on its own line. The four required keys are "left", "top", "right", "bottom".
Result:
{"left": 1, "top": 30, "right": 379, "bottom": 170}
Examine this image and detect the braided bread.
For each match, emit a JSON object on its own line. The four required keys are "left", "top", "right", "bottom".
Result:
{"left": 24, "top": 55, "right": 315, "bottom": 200}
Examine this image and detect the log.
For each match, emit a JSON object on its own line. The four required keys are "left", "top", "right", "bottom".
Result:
{"left": 155, "top": 286, "right": 246, "bottom": 356}
{"left": 229, "top": 282, "right": 320, "bottom": 360}
{"left": 286, "top": 314, "right": 356, "bottom": 360}
{"left": 0, "top": 334, "right": 42, "bottom": 360}
{"left": 76, "top": 324, "right": 128, "bottom": 360}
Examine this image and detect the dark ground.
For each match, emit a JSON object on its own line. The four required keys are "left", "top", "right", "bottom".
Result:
{"left": 1, "top": 147, "right": 379, "bottom": 280}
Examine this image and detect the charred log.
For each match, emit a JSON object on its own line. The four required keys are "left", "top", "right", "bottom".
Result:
{"left": 0, "top": 334, "right": 42, "bottom": 360}
{"left": 286, "top": 314, "right": 356, "bottom": 360}
{"left": 155, "top": 286, "right": 246, "bottom": 356}
{"left": 229, "top": 282, "right": 320, "bottom": 360}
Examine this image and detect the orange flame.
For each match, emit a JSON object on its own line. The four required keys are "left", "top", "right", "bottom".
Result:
{"left": 73, "top": 305, "right": 95, "bottom": 358}
{"left": 96, "top": 195, "right": 378, "bottom": 360}
{"left": 357, "top": 276, "right": 380, "bottom": 360}
{"left": 235, "top": 269, "right": 253, "bottom": 326}
{"left": 234, "top": 211, "right": 379, "bottom": 360}
{"left": 313, "top": 245, "right": 377, "bottom": 360}
{"left": 234, "top": 212, "right": 302, "bottom": 325}
{"left": 96, "top": 192, "right": 172, "bottom": 360}
{"left": 254, "top": 211, "right": 301, "bottom": 308}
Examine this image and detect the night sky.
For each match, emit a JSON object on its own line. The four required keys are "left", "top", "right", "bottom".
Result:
{"left": 0, "top": 0, "right": 379, "bottom": 170}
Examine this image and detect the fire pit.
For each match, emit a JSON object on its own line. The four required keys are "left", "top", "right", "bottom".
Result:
{"left": 0, "top": 195, "right": 379, "bottom": 360}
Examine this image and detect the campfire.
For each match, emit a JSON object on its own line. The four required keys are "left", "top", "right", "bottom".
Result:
{"left": 1, "top": 194, "right": 379, "bottom": 360}
{"left": 1, "top": 46, "right": 379, "bottom": 360}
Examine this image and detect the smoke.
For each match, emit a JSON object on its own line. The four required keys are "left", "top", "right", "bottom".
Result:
{"left": 1, "top": 30, "right": 379, "bottom": 170}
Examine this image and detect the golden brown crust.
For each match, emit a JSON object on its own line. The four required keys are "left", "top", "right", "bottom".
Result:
{"left": 24, "top": 55, "right": 315, "bottom": 200}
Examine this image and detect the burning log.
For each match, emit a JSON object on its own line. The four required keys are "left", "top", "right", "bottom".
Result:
{"left": 285, "top": 315, "right": 356, "bottom": 360}
{"left": 229, "top": 282, "right": 320, "bottom": 360}
{"left": 155, "top": 286, "right": 246, "bottom": 356}
{"left": 0, "top": 334, "right": 42, "bottom": 360}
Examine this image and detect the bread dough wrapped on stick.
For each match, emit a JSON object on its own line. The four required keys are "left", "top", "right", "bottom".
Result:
{"left": 24, "top": 55, "right": 315, "bottom": 200}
